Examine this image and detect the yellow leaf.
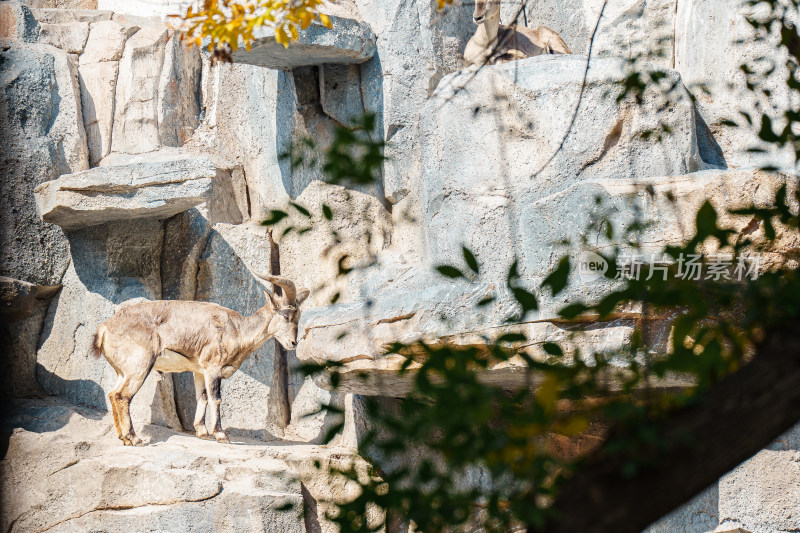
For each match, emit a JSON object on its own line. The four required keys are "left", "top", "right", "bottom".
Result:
{"left": 536, "top": 373, "right": 559, "bottom": 415}
{"left": 551, "top": 415, "right": 589, "bottom": 437}
{"left": 319, "top": 13, "right": 332, "bottom": 28}
{"left": 275, "top": 26, "right": 289, "bottom": 47}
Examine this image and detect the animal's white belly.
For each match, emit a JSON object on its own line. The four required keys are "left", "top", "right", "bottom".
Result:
{"left": 153, "top": 349, "right": 202, "bottom": 373}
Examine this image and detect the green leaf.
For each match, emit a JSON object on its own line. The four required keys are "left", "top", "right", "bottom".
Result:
{"left": 497, "top": 332, "right": 527, "bottom": 343}
{"left": 559, "top": 303, "right": 587, "bottom": 319}
{"left": 542, "top": 257, "right": 571, "bottom": 297}
{"left": 695, "top": 201, "right": 718, "bottom": 240}
{"left": 477, "top": 296, "right": 495, "bottom": 307}
{"left": 322, "top": 204, "right": 333, "bottom": 220}
{"left": 462, "top": 246, "right": 479, "bottom": 274}
{"left": 436, "top": 265, "right": 464, "bottom": 279}
{"left": 507, "top": 259, "right": 520, "bottom": 285}
{"left": 512, "top": 287, "right": 538, "bottom": 313}
{"left": 261, "top": 209, "right": 288, "bottom": 226}
{"left": 289, "top": 202, "right": 311, "bottom": 217}
{"left": 542, "top": 342, "right": 564, "bottom": 357}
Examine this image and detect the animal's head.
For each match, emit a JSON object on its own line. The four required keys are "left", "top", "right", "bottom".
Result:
{"left": 256, "top": 274, "right": 310, "bottom": 351}
{"left": 473, "top": 0, "right": 501, "bottom": 24}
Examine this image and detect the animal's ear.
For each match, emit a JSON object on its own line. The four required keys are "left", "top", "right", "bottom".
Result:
{"left": 296, "top": 288, "right": 311, "bottom": 306}
{"left": 263, "top": 290, "right": 278, "bottom": 310}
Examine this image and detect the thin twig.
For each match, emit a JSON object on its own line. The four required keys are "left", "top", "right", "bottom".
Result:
{"left": 529, "top": 0, "right": 608, "bottom": 179}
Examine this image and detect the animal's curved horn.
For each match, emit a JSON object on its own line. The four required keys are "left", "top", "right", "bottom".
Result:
{"left": 253, "top": 272, "right": 297, "bottom": 304}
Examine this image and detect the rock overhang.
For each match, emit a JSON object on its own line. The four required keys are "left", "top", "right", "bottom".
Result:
{"left": 227, "top": 15, "right": 376, "bottom": 69}
{"left": 34, "top": 154, "right": 216, "bottom": 230}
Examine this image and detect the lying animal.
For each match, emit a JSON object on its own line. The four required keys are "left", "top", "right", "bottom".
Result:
{"left": 93, "top": 273, "right": 309, "bottom": 446}
{"left": 464, "top": 0, "right": 572, "bottom": 66}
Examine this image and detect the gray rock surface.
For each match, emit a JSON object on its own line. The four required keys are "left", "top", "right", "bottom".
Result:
{"left": 80, "top": 18, "right": 138, "bottom": 63}
{"left": 110, "top": 24, "right": 169, "bottom": 154}
{"left": 298, "top": 168, "right": 794, "bottom": 396}
{"left": 230, "top": 15, "right": 376, "bottom": 69}
{"left": 0, "top": 43, "right": 88, "bottom": 286}
{"left": 399, "top": 55, "right": 704, "bottom": 278}
{"left": 0, "top": 1, "right": 40, "bottom": 41}
{"left": 29, "top": 8, "right": 111, "bottom": 24}
{"left": 645, "top": 420, "right": 800, "bottom": 533}
{"left": 79, "top": 60, "right": 120, "bottom": 164}
{"left": 35, "top": 154, "right": 215, "bottom": 229}
{"left": 0, "top": 276, "right": 59, "bottom": 322}
{"left": 37, "top": 20, "right": 89, "bottom": 52}
{"left": 1, "top": 397, "right": 371, "bottom": 533}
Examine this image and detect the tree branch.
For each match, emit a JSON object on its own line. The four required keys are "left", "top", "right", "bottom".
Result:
{"left": 535, "top": 322, "right": 800, "bottom": 533}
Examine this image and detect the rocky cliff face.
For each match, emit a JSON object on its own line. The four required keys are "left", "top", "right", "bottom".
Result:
{"left": 2, "top": 0, "right": 799, "bottom": 531}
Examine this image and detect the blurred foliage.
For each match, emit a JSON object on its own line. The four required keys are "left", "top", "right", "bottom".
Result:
{"left": 252, "top": 0, "right": 800, "bottom": 531}
{"left": 172, "top": 0, "right": 455, "bottom": 62}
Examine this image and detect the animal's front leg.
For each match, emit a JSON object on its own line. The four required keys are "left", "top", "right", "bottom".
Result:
{"left": 204, "top": 372, "right": 229, "bottom": 444}
{"left": 193, "top": 372, "right": 210, "bottom": 439}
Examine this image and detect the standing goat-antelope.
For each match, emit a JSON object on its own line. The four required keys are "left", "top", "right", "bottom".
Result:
{"left": 464, "top": 0, "right": 572, "bottom": 66}
{"left": 93, "top": 274, "right": 309, "bottom": 446}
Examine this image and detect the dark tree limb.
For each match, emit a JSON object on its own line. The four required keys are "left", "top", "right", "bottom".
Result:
{"left": 535, "top": 323, "right": 800, "bottom": 533}
{"left": 267, "top": 230, "right": 291, "bottom": 430}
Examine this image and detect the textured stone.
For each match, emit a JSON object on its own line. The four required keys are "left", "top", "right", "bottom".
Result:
{"left": 29, "top": 8, "right": 111, "bottom": 24}
{"left": 320, "top": 63, "right": 364, "bottom": 126}
{"left": 80, "top": 19, "right": 139, "bottom": 64}
{"left": 0, "top": 1, "right": 40, "bottom": 41}
{"left": 1, "top": 397, "right": 371, "bottom": 533}
{"left": 157, "top": 33, "right": 202, "bottom": 147}
{"left": 34, "top": 217, "right": 183, "bottom": 433}
{"left": 353, "top": 0, "right": 475, "bottom": 206}
{"left": 27, "top": 0, "right": 98, "bottom": 9}
{"left": 193, "top": 63, "right": 293, "bottom": 220}
{"left": 400, "top": 55, "right": 705, "bottom": 279}
{"left": 37, "top": 21, "right": 89, "bottom": 53}
{"left": 79, "top": 60, "right": 119, "bottom": 164}
{"left": 645, "top": 421, "right": 800, "bottom": 533}
{"left": 111, "top": 24, "right": 169, "bottom": 154}
{"left": 0, "top": 277, "right": 59, "bottom": 322}
{"left": 35, "top": 155, "right": 215, "bottom": 229}
{"left": 0, "top": 44, "right": 88, "bottom": 287}
{"left": 97, "top": 0, "right": 194, "bottom": 17}
{"left": 298, "top": 168, "right": 793, "bottom": 396}
{"left": 675, "top": 0, "right": 799, "bottom": 170}
{"left": 230, "top": 15, "right": 376, "bottom": 69}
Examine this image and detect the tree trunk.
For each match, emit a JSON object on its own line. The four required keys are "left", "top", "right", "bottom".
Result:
{"left": 267, "top": 230, "right": 291, "bottom": 430}
{"left": 536, "top": 323, "right": 800, "bottom": 533}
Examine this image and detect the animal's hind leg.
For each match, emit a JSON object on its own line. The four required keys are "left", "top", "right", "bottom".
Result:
{"left": 108, "top": 374, "right": 124, "bottom": 439}
{"left": 112, "top": 349, "right": 156, "bottom": 446}
{"left": 193, "top": 372, "right": 210, "bottom": 439}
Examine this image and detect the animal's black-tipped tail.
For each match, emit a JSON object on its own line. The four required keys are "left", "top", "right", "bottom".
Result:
{"left": 92, "top": 326, "right": 105, "bottom": 358}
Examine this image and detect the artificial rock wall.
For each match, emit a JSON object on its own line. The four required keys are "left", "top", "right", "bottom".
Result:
{"left": 1, "top": 0, "right": 799, "bottom": 532}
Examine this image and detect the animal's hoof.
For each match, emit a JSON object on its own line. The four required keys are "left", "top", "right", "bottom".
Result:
{"left": 214, "top": 432, "right": 230, "bottom": 444}
{"left": 130, "top": 436, "right": 143, "bottom": 446}
{"left": 195, "top": 426, "right": 211, "bottom": 439}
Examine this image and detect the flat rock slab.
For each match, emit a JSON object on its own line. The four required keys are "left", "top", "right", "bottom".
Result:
{"left": 35, "top": 155, "right": 215, "bottom": 229}
{"left": 298, "top": 169, "right": 796, "bottom": 397}
{"left": 1, "top": 398, "right": 369, "bottom": 533}
{"left": 230, "top": 15, "right": 376, "bottom": 69}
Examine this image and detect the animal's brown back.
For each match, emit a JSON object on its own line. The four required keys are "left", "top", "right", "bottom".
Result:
{"left": 101, "top": 300, "right": 242, "bottom": 358}
{"left": 518, "top": 25, "right": 572, "bottom": 54}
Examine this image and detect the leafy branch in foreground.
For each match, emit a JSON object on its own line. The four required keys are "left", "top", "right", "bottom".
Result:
{"left": 172, "top": 0, "right": 457, "bottom": 62}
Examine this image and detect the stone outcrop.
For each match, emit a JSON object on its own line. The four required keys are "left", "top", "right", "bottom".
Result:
{"left": 2, "top": 1, "right": 800, "bottom": 531}
{"left": 230, "top": 15, "right": 376, "bottom": 69}
{"left": 1, "top": 397, "right": 371, "bottom": 533}
{"left": 34, "top": 154, "right": 215, "bottom": 229}
{"left": 0, "top": 277, "right": 60, "bottom": 322}
{"left": 297, "top": 168, "right": 796, "bottom": 396}
{"left": 0, "top": 42, "right": 88, "bottom": 286}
